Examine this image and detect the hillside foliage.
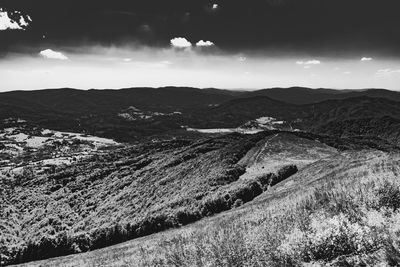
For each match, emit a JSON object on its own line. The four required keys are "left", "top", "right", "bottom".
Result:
{"left": 1, "top": 132, "right": 301, "bottom": 265}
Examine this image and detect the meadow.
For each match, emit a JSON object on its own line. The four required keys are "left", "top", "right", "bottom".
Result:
{"left": 2, "top": 131, "right": 300, "bottom": 265}
{"left": 137, "top": 150, "right": 400, "bottom": 266}
{"left": 12, "top": 144, "right": 400, "bottom": 266}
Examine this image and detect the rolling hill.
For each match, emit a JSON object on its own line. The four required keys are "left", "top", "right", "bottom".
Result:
{"left": 0, "top": 87, "right": 235, "bottom": 120}
{"left": 201, "top": 95, "right": 400, "bottom": 125}
{"left": 242, "top": 87, "right": 400, "bottom": 104}
{"left": 3, "top": 130, "right": 397, "bottom": 265}
{"left": 0, "top": 87, "right": 235, "bottom": 141}
{"left": 1, "top": 131, "right": 279, "bottom": 264}
{"left": 10, "top": 133, "right": 400, "bottom": 267}
{"left": 195, "top": 95, "right": 400, "bottom": 145}
{"left": 1, "top": 87, "right": 399, "bottom": 143}
{"left": 2, "top": 87, "right": 399, "bottom": 120}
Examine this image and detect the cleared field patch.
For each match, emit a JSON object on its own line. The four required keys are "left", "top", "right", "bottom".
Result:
{"left": 238, "top": 132, "right": 338, "bottom": 179}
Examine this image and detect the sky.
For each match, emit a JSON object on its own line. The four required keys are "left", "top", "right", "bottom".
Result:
{"left": 1, "top": 0, "right": 400, "bottom": 91}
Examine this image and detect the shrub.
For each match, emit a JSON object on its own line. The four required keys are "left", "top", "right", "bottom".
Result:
{"left": 174, "top": 208, "right": 201, "bottom": 226}
{"left": 233, "top": 199, "right": 244, "bottom": 208}
{"left": 209, "top": 165, "right": 246, "bottom": 186}
{"left": 276, "top": 212, "right": 382, "bottom": 264}
{"left": 274, "top": 165, "right": 298, "bottom": 187}
{"left": 377, "top": 182, "right": 400, "bottom": 212}
{"left": 385, "top": 235, "right": 400, "bottom": 267}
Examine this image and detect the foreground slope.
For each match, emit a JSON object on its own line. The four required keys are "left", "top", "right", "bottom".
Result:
{"left": 2, "top": 131, "right": 315, "bottom": 265}
{"left": 5, "top": 130, "right": 373, "bottom": 265}
{"left": 13, "top": 139, "right": 400, "bottom": 266}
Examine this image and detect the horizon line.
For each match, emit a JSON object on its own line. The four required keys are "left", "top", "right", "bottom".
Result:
{"left": 0, "top": 85, "right": 396, "bottom": 94}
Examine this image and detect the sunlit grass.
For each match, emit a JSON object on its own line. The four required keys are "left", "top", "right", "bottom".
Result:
{"left": 136, "top": 151, "right": 400, "bottom": 266}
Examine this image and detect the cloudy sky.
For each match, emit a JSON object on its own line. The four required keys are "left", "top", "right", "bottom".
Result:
{"left": 1, "top": 0, "right": 400, "bottom": 91}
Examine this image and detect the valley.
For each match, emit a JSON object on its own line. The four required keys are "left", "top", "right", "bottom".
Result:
{"left": 0, "top": 118, "right": 121, "bottom": 178}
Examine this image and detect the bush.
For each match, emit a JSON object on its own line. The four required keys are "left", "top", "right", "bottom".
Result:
{"left": 377, "top": 182, "right": 400, "bottom": 211}
{"left": 277, "top": 211, "right": 383, "bottom": 264}
{"left": 233, "top": 199, "right": 244, "bottom": 208}
{"left": 209, "top": 165, "right": 246, "bottom": 186}
{"left": 274, "top": 165, "right": 298, "bottom": 187}
{"left": 385, "top": 235, "right": 400, "bottom": 267}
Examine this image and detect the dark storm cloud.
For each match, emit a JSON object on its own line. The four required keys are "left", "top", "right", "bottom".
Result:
{"left": 1, "top": 0, "right": 400, "bottom": 56}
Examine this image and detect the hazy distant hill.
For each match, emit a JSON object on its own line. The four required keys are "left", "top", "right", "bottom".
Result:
{"left": 190, "top": 96, "right": 296, "bottom": 128}
{"left": 300, "top": 96, "right": 400, "bottom": 123}
{"left": 0, "top": 87, "right": 235, "bottom": 118}
{"left": 199, "top": 95, "right": 400, "bottom": 144}
{"left": 1, "top": 87, "right": 399, "bottom": 143}
{"left": 198, "top": 95, "right": 400, "bottom": 124}
{"left": 242, "top": 87, "right": 400, "bottom": 104}
{"left": 0, "top": 87, "right": 236, "bottom": 140}
{"left": 1, "top": 87, "right": 399, "bottom": 120}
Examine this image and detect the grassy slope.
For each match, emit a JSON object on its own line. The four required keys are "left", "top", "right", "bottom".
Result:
{"left": 238, "top": 132, "right": 338, "bottom": 173}
{"left": 15, "top": 149, "right": 400, "bottom": 267}
{"left": 11, "top": 133, "right": 400, "bottom": 266}
{"left": 139, "top": 150, "right": 400, "bottom": 266}
{"left": 3, "top": 131, "right": 315, "bottom": 265}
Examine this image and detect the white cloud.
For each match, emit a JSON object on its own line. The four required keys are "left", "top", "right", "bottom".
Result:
{"left": 343, "top": 71, "right": 351, "bottom": 75}
{"left": 361, "top": 57, "right": 373, "bottom": 61}
{"left": 196, "top": 40, "right": 215, "bottom": 47}
{"left": 296, "top": 60, "right": 321, "bottom": 65}
{"left": 308, "top": 60, "right": 321, "bottom": 65}
{"left": 160, "top": 60, "right": 172, "bottom": 66}
{"left": 375, "top": 68, "right": 400, "bottom": 77}
{"left": 170, "top": 37, "right": 192, "bottom": 48}
{"left": 0, "top": 8, "right": 31, "bottom": 31}
{"left": 39, "top": 49, "right": 68, "bottom": 60}
{"left": 19, "top": 15, "right": 31, "bottom": 27}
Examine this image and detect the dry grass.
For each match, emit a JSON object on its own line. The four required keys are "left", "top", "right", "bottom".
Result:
{"left": 13, "top": 149, "right": 400, "bottom": 267}
{"left": 2, "top": 132, "right": 300, "bottom": 265}
{"left": 135, "top": 150, "right": 400, "bottom": 267}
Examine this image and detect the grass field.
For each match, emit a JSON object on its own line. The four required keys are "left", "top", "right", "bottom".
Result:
{"left": 12, "top": 148, "right": 400, "bottom": 266}
{"left": 4, "top": 131, "right": 322, "bottom": 265}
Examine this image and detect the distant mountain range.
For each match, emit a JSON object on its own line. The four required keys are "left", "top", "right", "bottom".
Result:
{"left": 1, "top": 86, "right": 399, "bottom": 144}
{"left": 240, "top": 87, "right": 400, "bottom": 104}
{"left": 2, "top": 87, "right": 399, "bottom": 116}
